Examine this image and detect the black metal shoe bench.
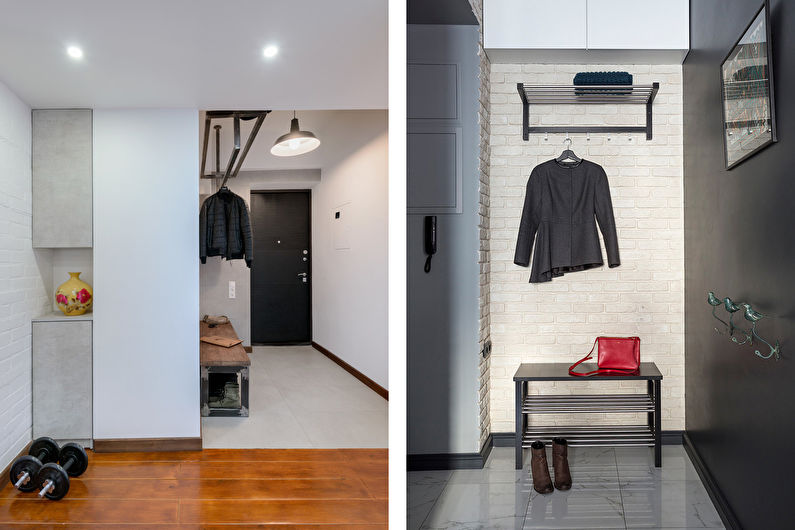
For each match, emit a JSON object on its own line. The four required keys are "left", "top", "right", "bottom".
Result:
{"left": 200, "top": 321, "right": 250, "bottom": 417}
{"left": 513, "top": 362, "right": 663, "bottom": 469}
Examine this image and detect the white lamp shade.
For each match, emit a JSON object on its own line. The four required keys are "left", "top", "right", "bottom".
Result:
{"left": 271, "top": 117, "right": 320, "bottom": 157}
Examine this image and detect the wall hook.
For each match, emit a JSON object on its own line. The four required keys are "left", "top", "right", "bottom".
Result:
{"left": 707, "top": 292, "right": 728, "bottom": 334}
{"left": 707, "top": 291, "right": 781, "bottom": 360}
{"left": 723, "top": 297, "right": 750, "bottom": 345}
{"left": 741, "top": 303, "right": 781, "bottom": 360}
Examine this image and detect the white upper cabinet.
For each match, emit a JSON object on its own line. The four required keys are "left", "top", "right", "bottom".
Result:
{"left": 484, "top": 0, "right": 587, "bottom": 50}
{"left": 587, "top": 0, "right": 689, "bottom": 50}
{"left": 484, "top": 0, "right": 689, "bottom": 64}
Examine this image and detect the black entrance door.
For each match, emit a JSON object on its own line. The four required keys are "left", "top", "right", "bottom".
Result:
{"left": 250, "top": 191, "right": 311, "bottom": 344}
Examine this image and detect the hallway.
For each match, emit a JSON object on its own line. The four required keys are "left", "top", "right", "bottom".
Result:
{"left": 202, "top": 345, "right": 388, "bottom": 449}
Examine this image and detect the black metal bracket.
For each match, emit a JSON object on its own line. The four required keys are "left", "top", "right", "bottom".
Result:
{"left": 200, "top": 110, "right": 271, "bottom": 188}
{"left": 517, "top": 82, "right": 659, "bottom": 141}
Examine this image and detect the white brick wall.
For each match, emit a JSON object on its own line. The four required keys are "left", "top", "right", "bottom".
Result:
{"left": 488, "top": 64, "right": 684, "bottom": 434}
{"left": 0, "top": 81, "right": 50, "bottom": 470}
{"left": 477, "top": 43, "right": 492, "bottom": 449}
{"left": 469, "top": 0, "right": 494, "bottom": 450}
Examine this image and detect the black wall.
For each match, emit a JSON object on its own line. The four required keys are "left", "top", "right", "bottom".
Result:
{"left": 684, "top": 1, "right": 795, "bottom": 528}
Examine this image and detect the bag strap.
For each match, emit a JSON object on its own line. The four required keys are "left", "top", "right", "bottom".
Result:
{"left": 568, "top": 337, "right": 640, "bottom": 377}
{"left": 568, "top": 338, "right": 598, "bottom": 376}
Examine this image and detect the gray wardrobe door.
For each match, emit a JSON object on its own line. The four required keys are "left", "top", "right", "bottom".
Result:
{"left": 32, "top": 321, "right": 92, "bottom": 442}
{"left": 32, "top": 109, "right": 93, "bottom": 248}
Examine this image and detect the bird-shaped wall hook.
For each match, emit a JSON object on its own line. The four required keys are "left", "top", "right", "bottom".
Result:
{"left": 742, "top": 303, "right": 763, "bottom": 323}
{"left": 706, "top": 292, "right": 781, "bottom": 361}
{"left": 722, "top": 297, "right": 750, "bottom": 343}
{"left": 741, "top": 303, "right": 781, "bottom": 360}
{"left": 707, "top": 292, "right": 728, "bottom": 334}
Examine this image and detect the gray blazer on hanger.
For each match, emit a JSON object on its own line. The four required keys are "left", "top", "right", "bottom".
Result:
{"left": 514, "top": 159, "right": 620, "bottom": 283}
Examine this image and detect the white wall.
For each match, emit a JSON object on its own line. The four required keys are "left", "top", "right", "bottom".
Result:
{"left": 0, "top": 81, "right": 51, "bottom": 470}
{"left": 489, "top": 63, "right": 684, "bottom": 433}
{"left": 93, "top": 109, "right": 200, "bottom": 439}
{"left": 199, "top": 110, "right": 388, "bottom": 389}
{"left": 312, "top": 127, "right": 388, "bottom": 389}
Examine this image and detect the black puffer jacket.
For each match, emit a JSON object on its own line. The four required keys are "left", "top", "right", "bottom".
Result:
{"left": 514, "top": 159, "right": 620, "bottom": 283}
{"left": 200, "top": 188, "right": 253, "bottom": 267}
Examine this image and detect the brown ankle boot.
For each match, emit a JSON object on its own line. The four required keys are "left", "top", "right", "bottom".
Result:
{"left": 530, "top": 441, "right": 553, "bottom": 494}
{"left": 552, "top": 437, "right": 572, "bottom": 490}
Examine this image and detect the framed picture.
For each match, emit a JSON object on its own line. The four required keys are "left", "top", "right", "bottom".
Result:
{"left": 720, "top": 0, "right": 777, "bottom": 170}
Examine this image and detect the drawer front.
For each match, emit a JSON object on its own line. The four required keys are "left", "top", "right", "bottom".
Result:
{"left": 33, "top": 321, "right": 92, "bottom": 441}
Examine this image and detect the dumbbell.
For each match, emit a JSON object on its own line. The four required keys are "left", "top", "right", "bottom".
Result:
{"left": 8, "top": 437, "right": 61, "bottom": 492}
{"left": 35, "top": 442, "right": 89, "bottom": 500}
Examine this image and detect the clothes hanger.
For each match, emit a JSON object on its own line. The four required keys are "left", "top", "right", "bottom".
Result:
{"left": 556, "top": 136, "right": 581, "bottom": 164}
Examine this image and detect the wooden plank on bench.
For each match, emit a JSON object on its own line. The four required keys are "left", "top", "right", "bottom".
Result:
{"left": 200, "top": 322, "right": 250, "bottom": 366}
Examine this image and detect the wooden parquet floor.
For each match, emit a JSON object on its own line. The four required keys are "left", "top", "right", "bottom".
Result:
{"left": 0, "top": 448, "right": 387, "bottom": 527}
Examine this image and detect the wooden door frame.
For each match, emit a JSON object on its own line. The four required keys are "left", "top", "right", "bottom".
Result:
{"left": 249, "top": 189, "right": 312, "bottom": 345}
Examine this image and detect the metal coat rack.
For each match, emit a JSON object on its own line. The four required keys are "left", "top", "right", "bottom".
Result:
{"left": 200, "top": 110, "right": 272, "bottom": 189}
{"left": 517, "top": 83, "right": 659, "bottom": 141}
{"left": 707, "top": 291, "right": 781, "bottom": 360}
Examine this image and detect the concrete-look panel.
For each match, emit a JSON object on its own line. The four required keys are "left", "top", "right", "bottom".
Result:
{"left": 33, "top": 321, "right": 92, "bottom": 443}
{"left": 32, "top": 109, "right": 92, "bottom": 248}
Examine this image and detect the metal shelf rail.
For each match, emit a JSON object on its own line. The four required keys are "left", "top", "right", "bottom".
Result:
{"left": 517, "top": 82, "right": 660, "bottom": 141}
{"left": 513, "top": 362, "right": 663, "bottom": 469}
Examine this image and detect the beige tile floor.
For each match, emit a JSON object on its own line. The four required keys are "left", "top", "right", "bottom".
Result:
{"left": 201, "top": 345, "right": 388, "bottom": 448}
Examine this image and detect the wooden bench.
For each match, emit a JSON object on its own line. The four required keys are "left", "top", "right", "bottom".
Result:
{"left": 200, "top": 321, "right": 250, "bottom": 417}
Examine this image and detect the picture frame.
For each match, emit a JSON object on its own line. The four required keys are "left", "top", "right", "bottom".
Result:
{"left": 720, "top": 0, "right": 777, "bottom": 170}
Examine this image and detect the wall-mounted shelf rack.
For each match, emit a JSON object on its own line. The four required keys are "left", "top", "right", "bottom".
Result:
{"left": 200, "top": 110, "right": 271, "bottom": 188}
{"left": 517, "top": 82, "right": 660, "bottom": 141}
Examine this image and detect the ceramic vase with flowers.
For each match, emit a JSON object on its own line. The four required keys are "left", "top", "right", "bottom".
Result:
{"left": 55, "top": 272, "right": 93, "bottom": 316}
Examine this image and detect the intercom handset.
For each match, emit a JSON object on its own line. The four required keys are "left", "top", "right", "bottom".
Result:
{"left": 424, "top": 216, "right": 437, "bottom": 273}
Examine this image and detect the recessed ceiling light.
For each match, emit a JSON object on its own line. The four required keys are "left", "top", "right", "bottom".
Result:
{"left": 262, "top": 45, "right": 278, "bottom": 59}
{"left": 66, "top": 46, "right": 83, "bottom": 59}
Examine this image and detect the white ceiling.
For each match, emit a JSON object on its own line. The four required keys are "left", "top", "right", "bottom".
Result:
{"left": 0, "top": 0, "right": 387, "bottom": 109}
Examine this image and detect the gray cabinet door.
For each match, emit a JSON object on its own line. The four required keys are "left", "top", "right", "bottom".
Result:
{"left": 32, "top": 321, "right": 92, "bottom": 442}
{"left": 32, "top": 109, "right": 93, "bottom": 248}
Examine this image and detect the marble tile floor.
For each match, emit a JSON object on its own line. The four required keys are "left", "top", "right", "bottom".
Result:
{"left": 408, "top": 445, "right": 724, "bottom": 530}
{"left": 202, "top": 345, "right": 388, "bottom": 448}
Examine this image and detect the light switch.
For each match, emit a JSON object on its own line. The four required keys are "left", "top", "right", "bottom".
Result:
{"left": 228, "top": 281, "right": 236, "bottom": 299}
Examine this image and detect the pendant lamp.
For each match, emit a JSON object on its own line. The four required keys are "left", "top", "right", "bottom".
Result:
{"left": 270, "top": 111, "right": 320, "bottom": 156}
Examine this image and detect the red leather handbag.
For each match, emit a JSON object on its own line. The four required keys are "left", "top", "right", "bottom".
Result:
{"left": 568, "top": 336, "right": 640, "bottom": 376}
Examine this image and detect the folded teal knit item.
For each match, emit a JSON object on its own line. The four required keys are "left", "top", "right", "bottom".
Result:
{"left": 574, "top": 72, "right": 633, "bottom": 95}
{"left": 573, "top": 71, "right": 633, "bottom": 85}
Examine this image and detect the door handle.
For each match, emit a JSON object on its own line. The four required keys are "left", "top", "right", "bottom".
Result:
{"left": 297, "top": 272, "right": 307, "bottom": 277}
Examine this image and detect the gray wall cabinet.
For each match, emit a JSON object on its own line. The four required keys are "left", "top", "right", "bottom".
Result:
{"left": 32, "top": 318, "right": 92, "bottom": 446}
{"left": 407, "top": 25, "right": 481, "bottom": 455}
{"left": 32, "top": 109, "right": 93, "bottom": 248}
